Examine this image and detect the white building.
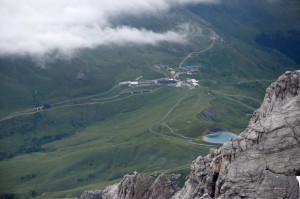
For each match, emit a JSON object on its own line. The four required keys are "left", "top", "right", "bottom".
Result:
{"left": 119, "top": 81, "right": 131, "bottom": 86}
{"left": 130, "top": 81, "right": 138, "bottom": 86}
{"left": 186, "top": 79, "right": 199, "bottom": 87}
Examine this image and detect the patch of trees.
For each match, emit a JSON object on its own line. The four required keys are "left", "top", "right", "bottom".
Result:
{"left": 0, "top": 133, "right": 71, "bottom": 160}
{"left": 18, "top": 133, "right": 70, "bottom": 154}
{"left": 0, "top": 194, "right": 16, "bottom": 199}
{"left": 77, "top": 173, "right": 97, "bottom": 183}
{"left": 20, "top": 173, "right": 37, "bottom": 181}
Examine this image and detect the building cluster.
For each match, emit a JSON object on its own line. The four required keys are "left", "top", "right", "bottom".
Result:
{"left": 183, "top": 79, "right": 199, "bottom": 88}
{"left": 155, "top": 64, "right": 199, "bottom": 79}
{"left": 119, "top": 78, "right": 177, "bottom": 87}
{"left": 119, "top": 64, "right": 200, "bottom": 90}
{"left": 182, "top": 66, "right": 199, "bottom": 75}
{"left": 179, "top": 79, "right": 199, "bottom": 89}
{"left": 119, "top": 78, "right": 199, "bottom": 89}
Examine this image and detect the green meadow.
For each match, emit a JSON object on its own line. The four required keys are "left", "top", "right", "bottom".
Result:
{"left": 1, "top": 2, "right": 300, "bottom": 198}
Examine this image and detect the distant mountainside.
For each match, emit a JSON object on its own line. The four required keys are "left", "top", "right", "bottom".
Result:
{"left": 187, "top": 0, "right": 300, "bottom": 64}
{"left": 71, "top": 70, "right": 300, "bottom": 199}
{"left": 0, "top": 1, "right": 299, "bottom": 199}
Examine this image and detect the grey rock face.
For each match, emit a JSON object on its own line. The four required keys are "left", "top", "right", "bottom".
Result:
{"left": 80, "top": 190, "right": 102, "bottom": 199}
{"left": 101, "top": 172, "right": 180, "bottom": 199}
{"left": 173, "top": 70, "right": 300, "bottom": 199}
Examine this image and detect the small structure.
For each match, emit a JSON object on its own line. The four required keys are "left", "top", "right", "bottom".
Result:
{"left": 35, "top": 104, "right": 51, "bottom": 111}
{"left": 130, "top": 81, "right": 139, "bottom": 87}
{"left": 119, "top": 81, "right": 138, "bottom": 87}
{"left": 186, "top": 79, "right": 199, "bottom": 88}
{"left": 119, "top": 81, "right": 131, "bottom": 86}
{"left": 157, "top": 78, "right": 177, "bottom": 85}
{"left": 138, "top": 80, "right": 157, "bottom": 86}
{"left": 187, "top": 68, "right": 198, "bottom": 75}
{"left": 35, "top": 106, "right": 43, "bottom": 111}
{"left": 119, "top": 77, "right": 179, "bottom": 88}
{"left": 77, "top": 70, "right": 87, "bottom": 80}
{"left": 119, "top": 81, "right": 139, "bottom": 87}
{"left": 43, "top": 104, "right": 51, "bottom": 109}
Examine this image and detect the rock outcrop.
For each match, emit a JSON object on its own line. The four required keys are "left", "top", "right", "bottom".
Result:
{"left": 103, "top": 172, "right": 180, "bottom": 199}
{"left": 79, "top": 190, "right": 102, "bottom": 199}
{"left": 72, "top": 70, "right": 300, "bottom": 199}
{"left": 74, "top": 173, "right": 180, "bottom": 199}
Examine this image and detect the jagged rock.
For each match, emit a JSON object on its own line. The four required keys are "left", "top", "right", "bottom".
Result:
{"left": 80, "top": 190, "right": 102, "bottom": 199}
{"left": 101, "top": 172, "right": 180, "bottom": 199}
{"left": 173, "top": 70, "right": 300, "bottom": 199}
{"left": 102, "top": 184, "right": 119, "bottom": 199}
{"left": 149, "top": 173, "right": 180, "bottom": 199}
{"left": 116, "top": 172, "right": 155, "bottom": 199}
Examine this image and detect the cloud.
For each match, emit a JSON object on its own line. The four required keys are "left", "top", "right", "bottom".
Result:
{"left": 0, "top": 0, "right": 219, "bottom": 60}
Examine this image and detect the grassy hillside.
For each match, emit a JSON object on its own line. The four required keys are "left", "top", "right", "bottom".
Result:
{"left": 188, "top": 0, "right": 300, "bottom": 64}
{"left": 0, "top": 3, "right": 299, "bottom": 199}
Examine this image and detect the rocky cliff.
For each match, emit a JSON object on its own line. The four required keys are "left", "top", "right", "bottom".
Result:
{"left": 73, "top": 70, "right": 300, "bottom": 199}
{"left": 73, "top": 173, "right": 180, "bottom": 199}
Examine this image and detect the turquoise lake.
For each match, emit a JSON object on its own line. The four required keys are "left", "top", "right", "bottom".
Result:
{"left": 203, "top": 132, "right": 237, "bottom": 144}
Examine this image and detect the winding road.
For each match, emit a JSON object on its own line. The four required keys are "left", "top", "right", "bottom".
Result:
{"left": 162, "top": 123, "right": 214, "bottom": 147}
{"left": 148, "top": 32, "right": 219, "bottom": 146}
{"left": 1, "top": 31, "right": 257, "bottom": 149}
{"left": 148, "top": 91, "right": 189, "bottom": 136}
{"left": 0, "top": 87, "right": 162, "bottom": 122}
{"left": 148, "top": 90, "right": 215, "bottom": 147}
{"left": 179, "top": 31, "right": 216, "bottom": 69}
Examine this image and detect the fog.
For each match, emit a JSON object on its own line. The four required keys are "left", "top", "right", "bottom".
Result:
{"left": 0, "top": 0, "right": 219, "bottom": 60}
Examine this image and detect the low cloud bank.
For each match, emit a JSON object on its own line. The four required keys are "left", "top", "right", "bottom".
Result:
{"left": 0, "top": 0, "right": 219, "bottom": 60}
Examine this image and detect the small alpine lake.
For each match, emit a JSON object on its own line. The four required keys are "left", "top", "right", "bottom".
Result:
{"left": 203, "top": 132, "right": 238, "bottom": 144}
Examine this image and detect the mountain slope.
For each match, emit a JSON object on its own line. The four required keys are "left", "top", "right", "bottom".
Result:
{"left": 72, "top": 70, "right": 300, "bottom": 199}
{"left": 187, "top": 0, "right": 300, "bottom": 64}
{"left": 173, "top": 70, "right": 300, "bottom": 199}
{"left": 0, "top": 2, "right": 299, "bottom": 199}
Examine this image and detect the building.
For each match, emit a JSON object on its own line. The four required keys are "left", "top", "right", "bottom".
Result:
{"left": 157, "top": 78, "right": 177, "bottom": 85}
{"left": 35, "top": 106, "right": 43, "bottom": 111}
{"left": 119, "top": 81, "right": 138, "bottom": 86}
{"left": 185, "top": 79, "right": 199, "bottom": 88}
{"left": 130, "top": 81, "right": 139, "bottom": 86}
{"left": 119, "top": 81, "right": 131, "bottom": 86}
{"left": 35, "top": 104, "right": 51, "bottom": 111}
